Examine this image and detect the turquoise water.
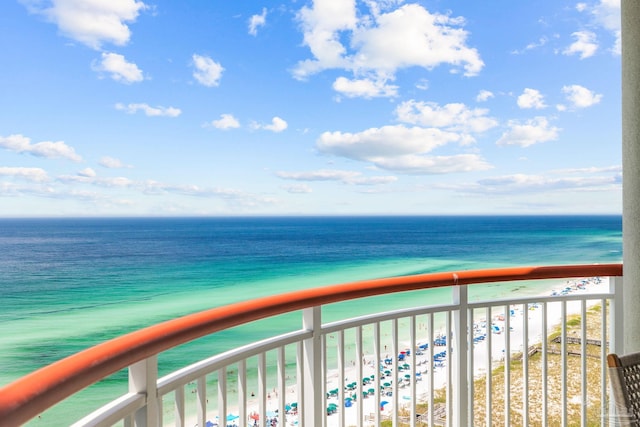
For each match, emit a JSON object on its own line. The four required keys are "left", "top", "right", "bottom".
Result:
{"left": 0, "top": 216, "right": 622, "bottom": 425}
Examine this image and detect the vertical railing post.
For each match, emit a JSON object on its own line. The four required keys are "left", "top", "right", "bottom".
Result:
{"left": 302, "top": 306, "right": 322, "bottom": 426}
{"left": 129, "top": 355, "right": 159, "bottom": 427}
{"left": 610, "top": 276, "right": 625, "bottom": 356}
{"left": 452, "top": 280, "right": 469, "bottom": 427}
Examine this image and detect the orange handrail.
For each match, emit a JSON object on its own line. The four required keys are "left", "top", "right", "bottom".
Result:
{"left": 0, "top": 263, "right": 622, "bottom": 426}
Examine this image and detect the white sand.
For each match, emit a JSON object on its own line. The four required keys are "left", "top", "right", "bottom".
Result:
{"left": 191, "top": 276, "right": 607, "bottom": 427}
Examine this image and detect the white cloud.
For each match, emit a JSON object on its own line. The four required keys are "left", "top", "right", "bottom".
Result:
{"left": 99, "top": 156, "right": 131, "bottom": 169}
{"left": 277, "top": 169, "right": 397, "bottom": 185}
{"left": 517, "top": 88, "right": 547, "bottom": 109}
{"left": 562, "top": 84, "right": 603, "bottom": 108}
{"left": 115, "top": 103, "right": 181, "bottom": 117}
{"left": 350, "top": 4, "right": 484, "bottom": 76}
{"left": 332, "top": 76, "right": 398, "bottom": 98}
{"left": 511, "top": 36, "right": 551, "bottom": 55}
{"left": 282, "top": 184, "right": 313, "bottom": 194}
{"left": 249, "top": 8, "right": 267, "bottom": 36}
{"left": 93, "top": 52, "right": 144, "bottom": 83}
{"left": 395, "top": 100, "right": 498, "bottom": 133}
{"left": 476, "top": 174, "right": 620, "bottom": 194}
{"left": 0, "top": 134, "right": 82, "bottom": 162}
{"left": 316, "top": 125, "right": 492, "bottom": 174}
{"left": 254, "top": 117, "right": 288, "bottom": 132}
{"left": 584, "top": 0, "right": 621, "bottom": 55}
{"left": 58, "top": 173, "right": 134, "bottom": 188}
{"left": 211, "top": 114, "right": 240, "bottom": 130}
{"left": 192, "top": 54, "right": 224, "bottom": 87}
{"left": 372, "top": 154, "right": 492, "bottom": 174}
{"left": 77, "top": 168, "right": 96, "bottom": 177}
{"left": 476, "top": 90, "right": 494, "bottom": 102}
{"left": 445, "top": 169, "right": 621, "bottom": 195}
{"left": 318, "top": 125, "right": 458, "bottom": 160}
{"left": 294, "top": 0, "right": 357, "bottom": 78}
{"left": 294, "top": 2, "right": 483, "bottom": 96}
{"left": 496, "top": 117, "right": 560, "bottom": 147}
{"left": 21, "top": 0, "right": 147, "bottom": 50}
{"left": 0, "top": 167, "right": 49, "bottom": 182}
{"left": 563, "top": 31, "right": 598, "bottom": 59}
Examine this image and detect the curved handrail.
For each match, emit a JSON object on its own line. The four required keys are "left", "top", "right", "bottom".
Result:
{"left": 0, "top": 263, "right": 622, "bottom": 426}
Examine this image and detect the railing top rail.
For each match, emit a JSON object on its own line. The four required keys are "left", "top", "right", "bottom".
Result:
{"left": 0, "top": 263, "right": 622, "bottom": 426}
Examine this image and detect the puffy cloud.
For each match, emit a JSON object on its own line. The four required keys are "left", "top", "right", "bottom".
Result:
{"left": 210, "top": 114, "right": 240, "bottom": 130}
{"left": 0, "top": 134, "right": 82, "bottom": 162}
{"left": 21, "top": 0, "right": 147, "bottom": 49}
{"left": 581, "top": 0, "right": 621, "bottom": 55}
{"left": 115, "top": 102, "right": 181, "bottom": 117}
{"left": 294, "top": 0, "right": 357, "bottom": 77}
{"left": 99, "top": 156, "right": 131, "bottom": 169}
{"left": 253, "top": 117, "right": 288, "bottom": 132}
{"left": 277, "top": 169, "right": 397, "bottom": 185}
{"left": 248, "top": 8, "right": 267, "bottom": 36}
{"left": 395, "top": 100, "right": 498, "bottom": 133}
{"left": 318, "top": 125, "right": 458, "bottom": 160}
{"left": 476, "top": 90, "right": 494, "bottom": 102}
{"left": 517, "top": 88, "right": 546, "bottom": 109}
{"left": 332, "top": 76, "right": 398, "bottom": 98}
{"left": 294, "top": 2, "right": 483, "bottom": 96}
{"left": 93, "top": 52, "right": 144, "bottom": 83}
{"left": 562, "top": 84, "right": 603, "bottom": 108}
{"left": 77, "top": 167, "right": 96, "bottom": 177}
{"left": 192, "top": 54, "right": 224, "bottom": 87}
{"left": 0, "top": 167, "right": 49, "bottom": 182}
{"left": 496, "top": 117, "right": 560, "bottom": 147}
{"left": 350, "top": 4, "right": 483, "bottom": 76}
{"left": 316, "top": 125, "right": 491, "bottom": 174}
{"left": 563, "top": 31, "right": 598, "bottom": 59}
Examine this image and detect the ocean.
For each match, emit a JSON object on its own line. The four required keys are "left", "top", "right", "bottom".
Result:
{"left": 0, "top": 216, "right": 622, "bottom": 425}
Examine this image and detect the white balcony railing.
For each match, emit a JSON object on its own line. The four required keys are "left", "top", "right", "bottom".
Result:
{"left": 0, "top": 264, "right": 624, "bottom": 426}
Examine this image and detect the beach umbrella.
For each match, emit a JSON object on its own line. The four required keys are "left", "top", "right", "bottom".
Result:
{"left": 205, "top": 422, "right": 215, "bottom": 427}
{"left": 368, "top": 388, "right": 375, "bottom": 395}
{"left": 290, "top": 402, "right": 298, "bottom": 408}
{"left": 380, "top": 401, "right": 389, "bottom": 411}
{"left": 383, "top": 382, "right": 391, "bottom": 388}
{"left": 250, "top": 413, "right": 259, "bottom": 420}
{"left": 227, "top": 414, "right": 239, "bottom": 421}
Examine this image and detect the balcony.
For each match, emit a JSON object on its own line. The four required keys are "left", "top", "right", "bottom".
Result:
{"left": 0, "top": 264, "right": 625, "bottom": 426}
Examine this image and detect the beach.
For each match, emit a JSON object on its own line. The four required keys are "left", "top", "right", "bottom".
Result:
{"left": 194, "top": 275, "right": 607, "bottom": 427}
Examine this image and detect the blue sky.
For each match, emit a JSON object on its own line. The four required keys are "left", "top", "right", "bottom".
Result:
{"left": 0, "top": 0, "right": 622, "bottom": 216}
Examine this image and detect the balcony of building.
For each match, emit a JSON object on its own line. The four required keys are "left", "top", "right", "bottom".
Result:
{"left": 0, "top": 263, "right": 625, "bottom": 426}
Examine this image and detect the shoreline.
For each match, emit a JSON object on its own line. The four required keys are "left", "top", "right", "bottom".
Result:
{"left": 187, "top": 276, "right": 607, "bottom": 427}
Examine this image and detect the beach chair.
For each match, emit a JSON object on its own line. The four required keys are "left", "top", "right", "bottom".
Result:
{"left": 607, "top": 351, "right": 640, "bottom": 426}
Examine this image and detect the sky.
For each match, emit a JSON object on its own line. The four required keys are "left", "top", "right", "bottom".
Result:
{"left": 0, "top": 0, "right": 622, "bottom": 217}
